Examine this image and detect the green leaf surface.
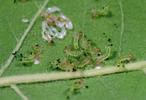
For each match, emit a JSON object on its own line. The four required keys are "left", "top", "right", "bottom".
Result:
{"left": 0, "top": 0, "right": 146, "bottom": 100}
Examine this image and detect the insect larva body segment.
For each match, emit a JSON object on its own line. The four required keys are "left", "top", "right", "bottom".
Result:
{"left": 73, "top": 32, "right": 83, "bottom": 49}
{"left": 91, "top": 6, "right": 111, "bottom": 19}
{"left": 58, "top": 59, "right": 75, "bottom": 71}
{"left": 79, "top": 33, "right": 92, "bottom": 50}
{"left": 21, "top": 54, "right": 34, "bottom": 66}
{"left": 64, "top": 46, "right": 83, "bottom": 57}
{"left": 77, "top": 57, "right": 92, "bottom": 68}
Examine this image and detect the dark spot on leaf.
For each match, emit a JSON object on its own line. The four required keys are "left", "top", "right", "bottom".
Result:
{"left": 85, "top": 85, "right": 89, "bottom": 88}
{"left": 35, "top": 44, "right": 39, "bottom": 47}
{"left": 110, "top": 43, "right": 113, "bottom": 46}
{"left": 114, "top": 23, "right": 118, "bottom": 28}
{"left": 50, "top": 40, "right": 54, "bottom": 44}
{"left": 50, "top": 35, "right": 53, "bottom": 38}
{"left": 102, "top": 32, "right": 105, "bottom": 35}
{"left": 12, "top": 51, "right": 18, "bottom": 57}
{"left": 30, "top": 52, "right": 33, "bottom": 55}
{"left": 22, "top": 63, "right": 27, "bottom": 66}
{"left": 105, "top": 58, "right": 109, "bottom": 60}
{"left": 108, "top": 43, "right": 113, "bottom": 47}
{"left": 66, "top": 96, "right": 70, "bottom": 100}
{"left": 73, "top": 68, "right": 77, "bottom": 72}
{"left": 97, "top": 53, "right": 101, "bottom": 56}
{"left": 84, "top": 53, "right": 87, "bottom": 56}
{"left": 57, "top": 58, "right": 61, "bottom": 63}
{"left": 19, "top": 58, "right": 22, "bottom": 61}
{"left": 55, "top": 67, "right": 59, "bottom": 70}
{"left": 108, "top": 38, "right": 111, "bottom": 42}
